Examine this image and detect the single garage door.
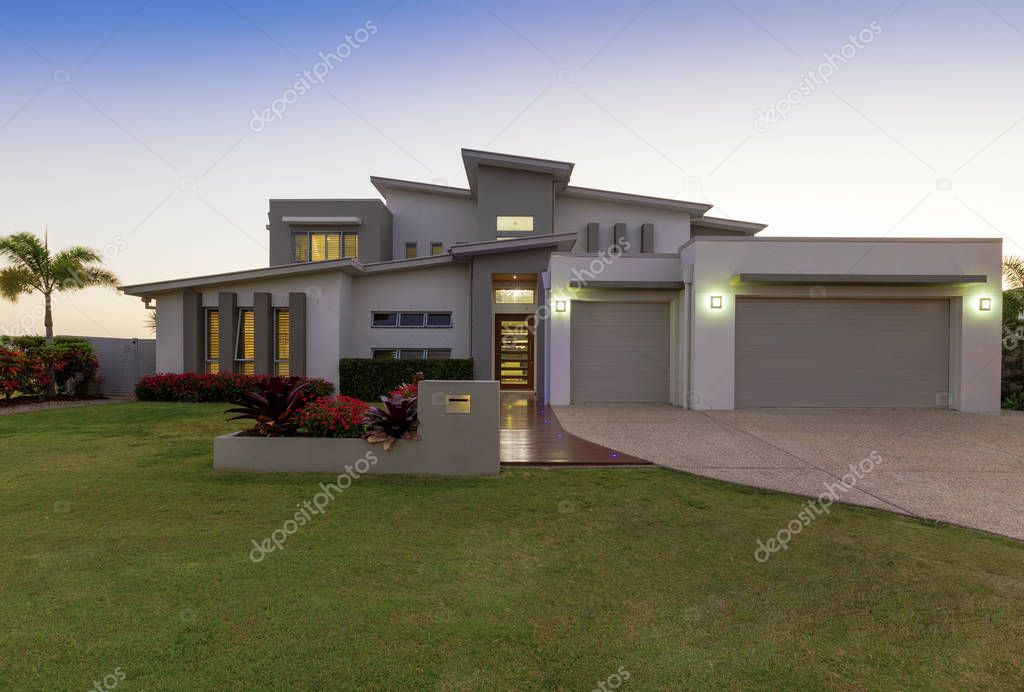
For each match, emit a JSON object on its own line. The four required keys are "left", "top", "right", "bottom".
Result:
{"left": 735, "top": 298, "right": 950, "bottom": 407}
{"left": 571, "top": 302, "right": 670, "bottom": 403}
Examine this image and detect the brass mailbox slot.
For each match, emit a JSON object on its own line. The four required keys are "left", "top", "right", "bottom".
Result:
{"left": 445, "top": 394, "right": 471, "bottom": 414}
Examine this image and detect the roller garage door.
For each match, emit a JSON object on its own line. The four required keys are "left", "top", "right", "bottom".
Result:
{"left": 735, "top": 298, "right": 950, "bottom": 408}
{"left": 571, "top": 302, "right": 670, "bottom": 403}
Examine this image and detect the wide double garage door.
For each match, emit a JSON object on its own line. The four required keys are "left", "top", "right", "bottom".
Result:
{"left": 735, "top": 298, "right": 951, "bottom": 408}
{"left": 571, "top": 302, "right": 670, "bottom": 403}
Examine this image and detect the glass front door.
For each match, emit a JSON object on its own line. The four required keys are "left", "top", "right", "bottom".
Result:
{"left": 495, "top": 316, "right": 534, "bottom": 390}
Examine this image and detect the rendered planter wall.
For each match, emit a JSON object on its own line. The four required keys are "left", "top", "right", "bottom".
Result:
{"left": 213, "top": 380, "right": 499, "bottom": 476}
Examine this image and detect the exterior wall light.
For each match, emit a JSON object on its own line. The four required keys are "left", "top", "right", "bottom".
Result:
{"left": 979, "top": 297, "right": 992, "bottom": 311}
{"left": 710, "top": 295, "right": 723, "bottom": 309}
{"left": 555, "top": 300, "right": 567, "bottom": 312}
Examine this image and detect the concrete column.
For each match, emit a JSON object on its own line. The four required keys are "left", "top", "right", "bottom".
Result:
{"left": 218, "top": 292, "right": 238, "bottom": 374}
{"left": 288, "top": 292, "right": 307, "bottom": 377}
{"left": 182, "top": 291, "right": 203, "bottom": 373}
{"left": 254, "top": 292, "right": 273, "bottom": 375}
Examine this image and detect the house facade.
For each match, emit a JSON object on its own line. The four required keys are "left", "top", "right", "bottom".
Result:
{"left": 121, "top": 148, "right": 1003, "bottom": 413}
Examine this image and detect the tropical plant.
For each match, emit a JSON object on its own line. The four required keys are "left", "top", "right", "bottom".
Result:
{"left": 225, "top": 377, "right": 311, "bottom": 437}
{"left": 363, "top": 391, "right": 420, "bottom": 451}
{"left": 145, "top": 309, "right": 157, "bottom": 335}
{"left": 0, "top": 232, "right": 119, "bottom": 344}
{"left": 388, "top": 372, "right": 424, "bottom": 399}
{"left": 299, "top": 395, "right": 370, "bottom": 438}
{"left": 1002, "top": 392, "right": 1024, "bottom": 411}
{"left": 1002, "top": 256, "right": 1024, "bottom": 326}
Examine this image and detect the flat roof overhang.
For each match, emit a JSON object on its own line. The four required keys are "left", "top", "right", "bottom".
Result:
{"left": 731, "top": 273, "right": 989, "bottom": 287}
{"left": 566, "top": 280, "right": 686, "bottom": 290}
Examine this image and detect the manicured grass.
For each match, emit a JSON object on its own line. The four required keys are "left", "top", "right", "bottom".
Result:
{"left": 1, "top": 403, "right": 1023, "bottom": 689}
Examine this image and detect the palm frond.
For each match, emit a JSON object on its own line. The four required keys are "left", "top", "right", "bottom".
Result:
{"left": 0, "top": 266, "right": 37, "bottom": 301}
{"left": 1003, "top": 256, "right": 1024, "bottom": 290}
{"left": 0, "top": 232, "right": 49, "bottom": 280}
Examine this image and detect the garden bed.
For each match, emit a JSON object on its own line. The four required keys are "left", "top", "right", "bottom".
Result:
{"left": 213, "top": 380, "right": 499, "bottom": 476}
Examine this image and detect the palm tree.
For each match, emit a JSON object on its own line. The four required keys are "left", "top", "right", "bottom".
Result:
{"left": 0, "top": 232, "right": 119, "bottom": 344}
{"left": 1003, "top": 255, "right": 1024, "bottom": 325}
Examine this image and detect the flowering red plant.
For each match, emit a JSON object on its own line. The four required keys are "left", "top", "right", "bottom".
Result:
{"left": 299, "top": 395, "right": 370, "bottom": 438}
{"left": 135, "top": 372, "right": 333, "bottom": 406}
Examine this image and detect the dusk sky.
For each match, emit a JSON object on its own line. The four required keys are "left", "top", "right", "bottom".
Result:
{"left": 2, "top": 0, "right": 1023, "bottom": 337}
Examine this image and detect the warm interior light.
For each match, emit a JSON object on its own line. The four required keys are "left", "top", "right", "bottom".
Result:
{"left": 979, "top": 297, "right": 992, "bottom": 311}
{"left": 710, "top": 295, "right": 723, "bottom": 309}
{"left": 555, "top": 300, "right": 567, "bottom": 312}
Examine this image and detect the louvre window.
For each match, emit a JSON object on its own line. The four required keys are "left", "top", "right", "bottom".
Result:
{"left": 371, "top": 311, "right": 452, "bottom": 328}
{"left": 293, "top": 232, "right": 358, "bottom": 262}
{"left": 235, "top": 308, "right": 255, "bottom": 375}
{"left": 372, "top": 348, "right": 451, "bottom": 360}
{"left": 205, "top": 309, "right": 220, "bottom": 374}
{"left": 405, "top": 243, "right": 417, "bottom": 259}
{"left": 430, "top": 242, "right": 443, "bottom": 256}
{"left": 274, "top": 309, "right": 290, "bottom": 377}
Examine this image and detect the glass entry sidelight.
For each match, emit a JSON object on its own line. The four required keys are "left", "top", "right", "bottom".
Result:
{"left": 495, "top": 315, "right": 534, "bottom": 390}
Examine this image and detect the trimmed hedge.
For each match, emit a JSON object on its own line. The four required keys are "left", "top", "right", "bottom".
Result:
{"left": 135, "top": 373, "right": 334, "bottom": 405}
{"left": 339, "top": 358, "right": 473, "bottom": 401}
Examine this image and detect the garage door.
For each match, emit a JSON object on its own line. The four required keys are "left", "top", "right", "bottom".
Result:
{"left": 735, "top": 298, "right": 950, "bottom": 408}
{"left": 571, "top": 302, "right": 670, "bottom": 403}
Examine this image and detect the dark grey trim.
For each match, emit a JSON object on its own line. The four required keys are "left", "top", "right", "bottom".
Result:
{"left": 586, "top": 222, "right": 599, "bottom": 252}
{"left": 288, "top": 292, "right": 307, "bottom": 377}
{"left": 641, "top": 223, "right": 653, "bottom": 253}
{"left": 182, "top": 291, "right": 203, "bottom": 373}
{"left": 613, "top": 223, "right": 627, "bottom": 250}
{"left": 568, "top": 280, "right": 685, "bottom": 290}
{"left": 253, "top": 292, "right": 273, "bottom": 375}
{"left": 733, "top": 273, "right": 988, "bottom": 286}
{"left": 218, "top": 292, "right": 238, "bottom": 374}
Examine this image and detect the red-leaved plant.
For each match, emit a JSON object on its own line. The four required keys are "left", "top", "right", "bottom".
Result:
{"left": 299, "top": 395, "right": 369, "bottom": 438}
{"left": 225, "top": 377, "right": 311, "bottom": 437}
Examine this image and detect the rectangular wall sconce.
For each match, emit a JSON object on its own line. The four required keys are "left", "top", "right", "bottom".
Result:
{"left": 555, "top": 300, "right": 567, "bottom": 312}
{"left": 979, "top": 297, "right": 992, "bottom": 311}
{"left": 710, "top": 295, "right": 723, "bottom": 309}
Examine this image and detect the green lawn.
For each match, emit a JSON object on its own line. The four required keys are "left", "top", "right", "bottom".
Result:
{"left": 1, "top": 403, "right": 1023, "bottom": 690}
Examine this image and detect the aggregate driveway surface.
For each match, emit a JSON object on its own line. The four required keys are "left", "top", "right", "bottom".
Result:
{"left": 553, "top": 406, "right": 1024, "bottom": 540}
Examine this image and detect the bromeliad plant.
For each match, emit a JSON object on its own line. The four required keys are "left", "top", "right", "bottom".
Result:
{"left": 363, "top": 390, "right": 420, "bottom": 451}
{"left": 225, "top": 377, "right": 311, "bottom": 437}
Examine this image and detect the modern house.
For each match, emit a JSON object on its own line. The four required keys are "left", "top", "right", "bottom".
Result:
{"left": 121, "top": 148, "right": 1003, "bottom": 413}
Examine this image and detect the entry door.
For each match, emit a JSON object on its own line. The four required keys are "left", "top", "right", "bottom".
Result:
{"left": 495, "top": 315, "right": 534, "bottom": 390}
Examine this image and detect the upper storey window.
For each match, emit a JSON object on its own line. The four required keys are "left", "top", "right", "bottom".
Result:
{"left": 496, "top": 216, "right": 533, "bottom": 232}
{"left": 293, "top": 231, "right": 358, "bottom": 262}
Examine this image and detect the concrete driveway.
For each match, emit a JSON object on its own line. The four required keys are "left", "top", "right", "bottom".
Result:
{"left": 553, "top": 405, "right": 1024, "bottom": 541}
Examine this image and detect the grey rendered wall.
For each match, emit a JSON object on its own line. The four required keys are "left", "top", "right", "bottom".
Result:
{"left": 469, "top": 247, "right": 556, "bottom": 394}
{"left": 385, "top": 188, "right": 478, "bottom": 257}
{"left": 213, "top": 380, "right": 499, "bottom": 475}
{"left": 474, "top": 166, "right": 554, "bottom": 241}
{"left": 555, "top": 196, "right": 692, "bottom": 254}
{"left": 79, "top": 336, "right": 156, "bottom": 397}
{"left": 348, "top": 263, "right": 472, "bottom": 358}
{"left": 267, "top": 199, "right": 393, "bottom": 266}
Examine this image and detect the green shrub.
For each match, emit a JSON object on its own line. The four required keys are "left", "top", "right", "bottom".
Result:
{"left": 0, "top": 336, "right": 97, "bottom": 396}
{"left": 338, "top": 358, "right": 473, "bottom": 400}
{"left": 135, "top": 373, "right": 334, "bottom": 405}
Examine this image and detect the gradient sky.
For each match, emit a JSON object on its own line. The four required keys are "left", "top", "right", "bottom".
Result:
{"left": 2, "top": 0, "right": 1023, "bottom": 337}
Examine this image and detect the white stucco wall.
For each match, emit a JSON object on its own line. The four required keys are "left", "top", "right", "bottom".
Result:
{"left": 385, "top": 189, "right": 477, "bottom": 256}
{"left": 154, "top": 293, "right": 183, "bottom": 373}
{"left": 349, "top": 264, "right": 471, "bottom": 358}
{"left": 554, "top": 196, "right": 692, "bottom": 253}
{"left": 682, "top": 237, "right": 1003, "bottom": 414}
